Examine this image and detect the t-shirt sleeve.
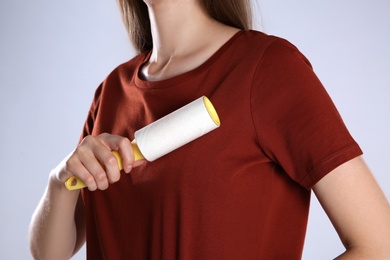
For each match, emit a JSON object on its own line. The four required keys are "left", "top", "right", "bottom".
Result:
{"left": 79, "top": 83, "right": 103, "bottom": 142}
{"left": 250, "top": 38, "right": 363, "bottom": 189}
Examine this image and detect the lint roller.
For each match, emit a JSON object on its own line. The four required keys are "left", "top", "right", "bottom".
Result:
{"left": 65, "top": 96, "right": 220, "bottom": 190}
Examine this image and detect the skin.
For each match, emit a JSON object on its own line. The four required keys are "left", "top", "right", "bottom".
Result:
{"left": 29, "top": 0, "right": 390, "bottom": 259}
{"left": 313, "top": 157, "right": 390, "bottom": 259}
{"left": 29, "top": 134, "right": 145, "bottom": 259}
{"left": 141, "top": 0, "right": 240, "bottom": 81}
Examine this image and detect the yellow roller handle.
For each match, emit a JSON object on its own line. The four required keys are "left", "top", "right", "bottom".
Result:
{"left": 65, "top": 143, "right": 144, "bottom": 190}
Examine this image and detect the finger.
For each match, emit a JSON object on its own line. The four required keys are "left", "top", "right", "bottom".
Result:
{"left": 79, "top": 134, "right": 121, "bottom": 187}
{"left": 80, "top": 155, "right": 111, "bottom": 190}
{"left": 91, "top": 146, "right": 121, "bottom": 186}
{"left": 75, "top": 144, "right": 112, "bottom": 190}
{"left": 99, "top": 134, "right": 134, "bottom": 174}
{"left": 117, "top": 142, "right": 135, "bottom": 174}
{"left": 65, "top": 155, "right": 98, "bottom": 191}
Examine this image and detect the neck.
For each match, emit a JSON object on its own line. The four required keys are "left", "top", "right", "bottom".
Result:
{"left": 141, "top": 0, "right": 240, "bottom": 81}
{"left": 146, "top": 1, "right": 222, "bottom": 60}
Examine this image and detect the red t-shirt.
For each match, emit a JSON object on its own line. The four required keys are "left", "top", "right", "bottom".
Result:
{"left": 81, "top": 30, "right": 362, "bottom": 259}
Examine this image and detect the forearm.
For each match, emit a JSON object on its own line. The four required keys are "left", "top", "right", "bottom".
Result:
{"left": 29, "top": 174, "right": 83, "bottom": 260}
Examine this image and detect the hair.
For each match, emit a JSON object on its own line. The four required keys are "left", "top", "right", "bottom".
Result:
{"left": 117, "top": 0, "right": 253, "bottom": 53}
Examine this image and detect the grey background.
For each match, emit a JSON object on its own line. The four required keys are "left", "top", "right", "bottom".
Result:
{"left": 1, "top": 1, "right": 389, "bottom": 259}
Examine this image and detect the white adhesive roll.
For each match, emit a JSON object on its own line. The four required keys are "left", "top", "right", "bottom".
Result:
{"left": 134, "top": 96, "right": 220, "bottom": 161}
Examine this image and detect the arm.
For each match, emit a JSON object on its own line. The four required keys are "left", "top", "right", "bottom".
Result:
{"left": 29, "top": 133, "right": 144, "bottom": 259}
{"left": 313, "top": 156, "right": 390, "bottom": 259}
{"left": 29, "top": 177, "right": 85, "bottom": 259}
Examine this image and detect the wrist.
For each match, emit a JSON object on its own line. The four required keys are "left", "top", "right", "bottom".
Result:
{"left": 48, "top": 169, "right": 80, "bottom": 195}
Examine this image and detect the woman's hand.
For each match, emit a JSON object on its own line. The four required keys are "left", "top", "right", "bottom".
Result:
{"left": 52, "top": 133, "right": 146, "bottom": 191}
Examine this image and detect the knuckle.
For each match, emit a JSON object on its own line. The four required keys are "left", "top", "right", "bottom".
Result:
{"left": 78, "top": 137, "right": 97, "bottom": 152}
{"left": 83, "top": 174, "right": 95, "bottom": 186}
{"left": 99, "top": 132, "right": 110, "bottom": 139}
{"left": 83, "top": 175, "right": 97, "bottom": 191}
{"left": 103, "top": 153, "right": 118, "bottom": 166}
{"left": 81, "top": 135, "right": 94, "bottom": 145}
{"left": 96, "top": 175, "right": 109, "bottom": 190}
{"left": 117, "top": 137, "right": 131, "bottom": 147}
{"left": 92, "top": 169, "right": 106, "bottom": 179}
{"left": 75, "top": 146, "right": 88, "bottom": 158}
{"left": 92, "top": 170, "right": 108, "bottom": 189}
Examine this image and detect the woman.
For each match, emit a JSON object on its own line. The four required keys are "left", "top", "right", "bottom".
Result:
{"left": 29, "top": 0, "right": 390, "bottom": 259}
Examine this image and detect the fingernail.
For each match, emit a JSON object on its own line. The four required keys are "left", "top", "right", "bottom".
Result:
{"left": 125, "top": 166, "right": 132, "bottom": 174}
